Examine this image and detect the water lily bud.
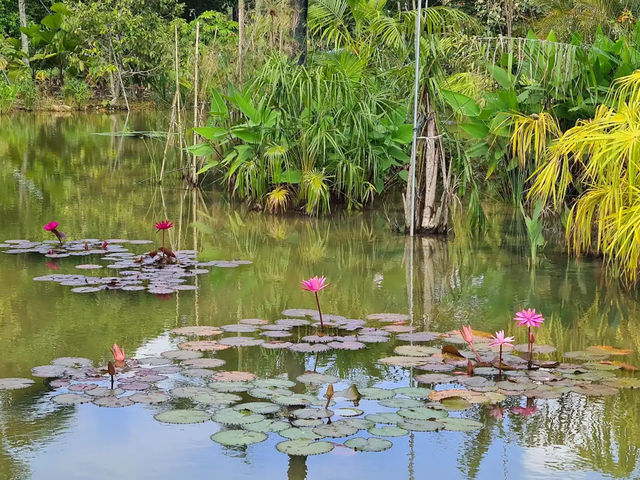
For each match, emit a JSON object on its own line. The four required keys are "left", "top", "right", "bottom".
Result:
{"left": 529, "top": 331, "right": 536, "bottom": 344}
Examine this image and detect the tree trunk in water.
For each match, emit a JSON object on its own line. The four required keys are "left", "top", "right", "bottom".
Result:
{"left": 403, "top": 91, "right": 450, "bottom": 235}
{"left": 18, "top": 0, "right": 29, "bottom": 67}
{"left": 291, "top": 0, "right": 308, "bottom": 64}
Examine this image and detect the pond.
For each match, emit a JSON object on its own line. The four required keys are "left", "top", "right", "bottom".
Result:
{"left": 1, "top": 112, "right": 639, "bottom": 480}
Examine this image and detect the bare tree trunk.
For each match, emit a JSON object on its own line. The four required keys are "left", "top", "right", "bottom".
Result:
{"left": 292, "top": 0, "right": 308, "bottom": 64}
{"left": 238, "top": 0, "right": 245, "bottom": 82}
{"left": 189, "top": 21, "right": 200, "bottom": 187}
{"left": 18, "top": 0, "right": 29, "bottom": 67}
{"left": 505, "top": 0, "right": 514, "bottom": 37}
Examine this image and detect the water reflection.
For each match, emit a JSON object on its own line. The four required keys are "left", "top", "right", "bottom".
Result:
{"left": 0, "top": 112, "right": 639, "bottom": 478}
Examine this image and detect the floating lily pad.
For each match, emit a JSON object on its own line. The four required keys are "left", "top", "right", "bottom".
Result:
{"left": 155, "top": 409, "right": 211, "bottom": 424}
{"left": 296, "top": 373, "right": 340, "bottom": 385}
{"left": 68, "top": 383, "right": 98, "bottom": 392}
{"left": 70, "top": 287, "right": 103, "bottom": 293}
{"left": 179, "top": 341, "right": 230, "bottom": 352}
{"left": 75, "top": 264, "right": 103, "bottom": 270}
{"left": 378, "top": 356, "right": 427, "bottom": 367}
{"left": 359, "top": 387, "right": 396, "bottom": 400}
{"left": 327, "top": 341, "right": 366, "bottom": 350}
{"left": 414, "top": 373, "right": 455, "bottom": 384}
{"left": 161, "top": 350, "right": 203, "bottom": 360}
{"left": 604, "top": 377, "right": 640, "bottom": 389}
{"left": 211, "top": 430, "right": 267, "bottom": 447}
{"left": 31, "top": 365, "right": 68, "bottom": 378}
{"left": 345, "top": 437, "right": 393, "bottom": 452}
{"left": 181, "top": 358, "right": 226, "bottom": 369}
{"left": 276, "top": 440, "right": 334, "bottom": 456}
{"left": 586, "top": 345, "right": 634, "bottom": 356}
{"left": 261, "top": 331, "right": 292, "bottom": 338}
{"left": 293, "top": 419, "right": 324, "bottom": 427}
{"left": 272, "top": 394, "right": 323, "bottom": 406}
{"left": 365, "top": 412, "right": 403, "bottom": 424}
{"left": 276, "top": 318, "right": 311, "bottom": 327}
{"left": 242, "top": 418, "right": 290, "bottom": 433}
{"left": 394, "top": 345, "right": 439, "bottom": 357}
{"left": 130, "top": 392, "right": 170, "bottom": 404}
{"left": 397, "top": 419, "right": 443, "bottom": 432}
{"left": 170, "top": 326, "right": 222, "bottom": 336}
{"left": 0, "top": 378, "right": 35, "bottom": 390}
{"left": 563, "top": 351, "right": 609, "bottom": 361}
{"left": 292, "top": 408, "right": 334, "bottom": 419}
{"left": 51, "top": 357, "right": 93, "bottom": 367}
{"left": 440, "top": 397, "right": 472, "bottom": 410}
{"left": 472, "top": 367, "right": 500, "bottom": 376}
{"left": 52, "top": 393, "right": 92, "bottom": 405}
{"left": 182, "top": 368, "right": 216, "bottom": 379}
{"left": 86, "top": 387, "right": 124, "bottom": 397}
{"left": 366, "top": 313, "right": 410, "bottom": 322}
{"left": 335, "top": 408, "right": 363, "bottom": 417}
{"left": 396, "top": 332, "right": 439, "bottom": 342}
{"left": 93, "top": 396, "right": 135, "bottom": 408}
{"left": 289, "top": 343, "right": 331, "bottom": 353}
{"left": 368, "top": 425, "right": 408, "bottom": 437}
{"left": 219, "top": 337, "right": 264, "bottom": 347}
{"left": 513, "top": 344, "right": 557, "bottom": 354}
{"left": 248, "top": 387, "right": 293, "bottom": 399}
{"left": 394, "top": 387, "right": 433, "bottom": 399}
{"left": 209, "top": 381, "right": 251, "bottom": 393}
{"left": 170, "top": 386, "right": 212, "bottom": 399}
{"left": 240, "top": 318, "right": 269, "bottom": 325}
{"left": 383, "top": 325, "right": 414, "bottom": 333}
{"left": 119, "top": 381, "right": 151, "bottom": 391}
{"left": 279, "top": 427, "right": 325, "bottom": 441}
{"left": 441, "top": 417, "right": 484, "bottom": 431}
{"left": 378, "top": 398, "right": 423, "bottom": 408}
{"left": 253, "top": 378, "right": 296, "bottom": 389}
{"left": 397, "top": 407, "right": 448, "bottom": 421}
{"left": 221, "top": 324, "right": 258, "bottom": 333}
{"left": 234, "top": 402, "right": 281, "bottom": 414}
{"left": 192, "top": 391, "right": 243, "bottom": 405}
{"left": 281, "top": 309, "right": 318, "bottom": 318}
{"left": 261, "top": 341, "right": 293, "bottom": 349}
{"left": 356, "top": 335, "right": 390, "bottom": 344}
{"left": 212, "top": 408, "right": 265, "bottom": 425}
{"left": 414, "top": 363, "right": 455, "bottom": 372}
{"left": 312, "top": 421, "right": 358, "bottom": 438}
{"left": 571, "top": 384, "right": 619, "bottom": 396}
{"left": 213, "top": 371, "right": 257, "bottom": 382}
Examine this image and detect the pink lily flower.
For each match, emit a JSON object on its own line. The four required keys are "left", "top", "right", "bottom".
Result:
{"left": 301, "top": 276, "right": 329, "bottom": 330}
{"left": 111, "top": 343, "right": 126, "bottom": 364}
{"left": 489, "top": 330, "right": 515, "bottom": 378}
{"left": 43, "top": 221, "right": 66, "bottom": 245}
{"left": 459, "top": 325, "right": 483, "bottom": 363}
{"left": 514, "top": 308, "right": 545, "bottom": 370}
{"left": 154, "top": 220, "right": 173, "bottom": 230}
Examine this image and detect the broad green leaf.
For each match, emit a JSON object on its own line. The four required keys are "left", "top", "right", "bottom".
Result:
{"left": 460, "top": 122, "right": 489, "bottom": 139}
{"left": 210, "top": 89, "right": 228, "bottom": 118}
{"left": 197, "top": 161, "right": 219, "bottom": 174}
{"left": 194, "top": 126, "right": 226, "bottom": 141}
{"left": 187, "top": 143, "right": 214, "bottom": 156}
{"left": 231, "top": 126, "right": 260, "bottom": 144}
{"left": 441, "top": 90, "right": 480, "bottom": 117}
{"left": 392, "top": 124, "right": 413, "bottom": 144}
{"left": 41, "top": 14, "right": 63, "bottom": 31}
{"left": 485, "top": 64, "right": 513, "bottom": 90}
{"left": 276, "top": 169, "right": 301, "bottom": 184}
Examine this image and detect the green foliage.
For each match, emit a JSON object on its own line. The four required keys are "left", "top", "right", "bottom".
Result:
{"left": 16, "top": 76, "right": 38, "bottom": 109}
{"left": 62, "top": 76, "right": 91, "bottom": 107}
{"left": 0, "top": 80, "right": 18, "bottom": 113}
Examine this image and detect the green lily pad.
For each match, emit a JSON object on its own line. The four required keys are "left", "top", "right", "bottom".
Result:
{"left": 279, "top": 427, "right": 325, "bottom": 440}
{"left": 233, "top": 402, "right": 281, "bottom": 414}
{"left": 181, "top": 358, "right": 226, "bottom": 369}
{"left": 339, "top": 418, "right": 373, "bottom": 430}
{"left": 31, "top": 365, "right": 68, "bottom": 378}
{"left": 170, "top": 386, "right": 211, "bottom": 399}
{"left": 440, "top": 417, "right": 484, "bottom": 431}
{"left": 212, "top": 408, "right": 265, "bottom": 425}
{"left": 440, "top": 397, "right": 472, "bottom": 410}
{"left": 292, "top": 419, "right": 324, "bottom": 427}
{"left": 208, "top": 381, "right": 251, "bottom": 393}
{"left": 378, "top": 356, "right": 427, "bottom": 367}
{"left": 359, "top": 387, "right": 396, "bottom": 400}
{"left": 243, "top": 419, "right": 291, "bottom": 433}
{"left": 312, "top": 421, "right": 359, "bottom": 438}
{"left": 414, "top": 374, "right": 454, "bottom": 384}
{"left": 563, "top": 351, "right": 609, "bottom": 361}
{"left": 397, "top": 407, "right": 448, "bottom": 421}
{"left": 252, "top": 378, "right": 296, "bottom": 389}
{"left": 365, "top": 412, "right": 403, "bottom": 424}
{"left": 161, "top": 350, "right": 203, "bottom": 360}
{"left": 52, "top": 393, "right": 91, "bottom": 405}
{"left": 345, "top": 437, "right": 393, "bottom": 452}
{"left": 93, "top": 396, "right": 135, "bottom": 408}
{"left": 154, "top": 409, "right": 211, "bottom": 424}
{"left": 51, "top": 357, "right": 93, "bottom": 367}
{"left": 130, "top": 392, "right": 170, "bottom": 404}
{"left": 394, "top": 345, "right": 439, "bottom": 357}
{"left": 394, "top": 387, "right": 433, "bottom": 399}
{"left": 192, "top": 391, "right": 243, "bottom": 405}
{"left": 397, "top": 419, "right": 443, "bottom": 432}
{"left": 292, "top": 408, "right": 333, "bottom": 419}
{"left": 248, "top": 387, "right": 293, "bottom": 399}
{"left": 171, "top": 326, "right": 222, "bottom": 336}
{"left": 335, "top": 408, "right": 363, "bottom": 417}
{"left": 571, "top": 384, "right": 619, "bottom": 396}
{"left": 604, "top": 377, "right": 640, "bottom": 389}
{"left": 378, "top": 398, "right": 423, "bottom": 408}
{"left": 584, "top": 362, "right": 620, "bottom": 371}
{"left": 296, "top": 373, "right": 340, "bottom": 385}
{"left": 0, "top": 378, "right": 35, "bottom": 390}
{"left": 276, "top": 440, "right": 334, "bottom": 456}
{"left": 368, "top": 425, "right": 409, "bottom": 437}
{"left": 211, "top": 430, "right": 267, "bottom": 447}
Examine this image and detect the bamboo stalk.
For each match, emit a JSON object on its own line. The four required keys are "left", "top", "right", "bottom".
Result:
{"left": 191, "top": 20, "right": 200, "bottom": 187}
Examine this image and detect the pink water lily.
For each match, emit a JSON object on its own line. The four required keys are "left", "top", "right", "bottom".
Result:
{"left": 154, "top": 220, "right": 173, "bottom": 261}
{"left": 301, "top": 276, "right": 328, "bottom": 293}
{"left": 514, "top": 308, "right": 545, "bottom": 370}
{"left": 514, "top": 308, "right": 544, "bottom": 328}
{"left": 490, "top": 330, "right": 515, "bottom": 378}
{"left": 459, "top": 325, "right": 482, "bottom": 363}
{"left": 111, "top": 343, "right": 126, "bottom": 364}
{"left": 301, "top": 276, "right": 328, "bottom": 331}
{"left": 489, "top": 330, "right": 515, "bottom": 348}
{"left": 43, "top": 221, "right": 66, "bottom": 245}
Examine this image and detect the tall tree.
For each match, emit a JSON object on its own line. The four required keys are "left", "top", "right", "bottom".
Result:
{"left": 291, "top": 0, "right": 308, "bottom": 64}
{"left": 17, "top": 0, "right": 29, "bottom": 66}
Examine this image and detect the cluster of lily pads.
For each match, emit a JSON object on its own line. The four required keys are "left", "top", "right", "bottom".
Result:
{"left": 0, "top": 222, "right": 250, "bottom": 295}
{"left": 1, "top": 309, "right": 638, "bottom": 457}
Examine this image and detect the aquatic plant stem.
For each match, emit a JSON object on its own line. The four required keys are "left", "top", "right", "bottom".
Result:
{"left": 527, "top": 326, "right": 532, "bottom": 370}
{"left": 498, "top": 345, "right": 503, "bottom": 378}
{"left": 314, "top": 292, "right": 324, "bottom": 331}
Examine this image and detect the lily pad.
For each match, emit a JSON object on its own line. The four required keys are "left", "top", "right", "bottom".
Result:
{"left": 372, "top": 419, "right": 411, "bottom": 434}
{"left": 366, "top": 313, "right": 410, "bottom": 322}
{"left": 221, "top": 324, "right": 258, "bottom": 333}
{"left": 276, "top": 318, "right": 311, "bottom": 327}
{"left": 563, "top": 351, "right": 609, "bottom": 361}
{"left": 378, "top": 356, "right": 427, "bottom": 367}
{"left": 261, "top": 341, "right": 293, "bottom": 349}
{"left": 441, "top": 417, "right": 484, "bottom": 431}
{"left": 292, "top": 408, "right": 334, "bottom": 419}
{"left": 397, "top": 419, "right": 443, "bottom": 432}
{"left": 93, "top": 396, "right": 135, "bottom": 408}
{"left": 170, "top": 386, "right": 212, "bottom": 399}
{"left": 233, "top": 402, "right": 281, "bottom": 414}
{"left": 0, "top": 378, "right": 35, "bottom": 390}
{"left": 359, "top": 387, "right": 396, "bottom": 400}
{"left": 155, "top": 409, "right": 211, "bottom": 424}
{"left": 51, "top": 357, "right": 93, "bottom": 367}
{"left": 211, "top": 429, "right": 268, "bottom": 447}
{"left": 312, "top": 421, "right": 358, "bottom": 438}
{"left": 212, "top": 408, "right": 265, "bottom": 425}
{"left": 240, "top": 318, "right": 269, "bottom": 325}
{"left": 209, "top": 381, "right": 252, "bottom": 393}
{"left": 289, "top": 343, "right": 331, "bottom": 353}
{"left": 181, "top": 358, "right": 225, "bottom": 369}
{"left": 335, "top": 408, "right": 364, "bottom": 417}
{"left": 394, "top": 345, "right": 439, "bottom": 357}
{"left": 396, "top": 332, "right": 440, "bottom": 342}
{"left": 192, "top": 391, "right": 243, "bottom": 405}
{"left": 394, "top": 387, "right": 433, "bottom": 399}
{"left": 296, "top": 373, "right": 340, "bottom": 385}
{"left": 365, "top": 412, "right": 403, "bottom": 424}
{"left": 356, "top": 335, "right": 390, "bottom": 344}
{"left": 272, "top": 394, "right": 323, "bottom": 407}
{"left": 345, "top": 437, "right": 393, "bottom": 452}
{"left": 276, "top": 440, "right": 334, "bottom": 456}
{"left": 130, "top": 392, "right": 170, "bottom": 404}
{"left": 279, "top": 427, "right": 325, "bottom": 441}
{"left": 414, "top": 374, "right": 455, "bottom": 384}
{"left": 253, "top": 378, "right": 296, "bottom": 389}
{"left": 378, "top": 398, "right": 424, "bottom": 408}
{"left": 86, "top": 387, "right": 124, "bottom": 397}
{"left": 170, "top": 326, "right": 222, "bottom": 336}
{"left": 514, "top": 344, "right": 557, "bottom": 354}
{"left": 327, "top": 341, "right": 366, "bottom": 350}
{"left": 52, "top": 393, "right": 91, "bottom": 405}
{"left": 31, "top": 365, "right": 67, "bottom": 378}
{"left": 213, "top": 371, "right": 257, "bottom": 382}
{"left": 219, "top": 337, "right": 264, "bottom": 347}
{"left": 161, "top": 350, "right": 203, "bottom": 360}
{"left": 179, "top": 341, "right": 230, "bottom": 352}
{"left": 293, "top": 419, "right": 324, "bottom": 427}
{"left": 397, "top": 407, "right": 448, "bottom": 421}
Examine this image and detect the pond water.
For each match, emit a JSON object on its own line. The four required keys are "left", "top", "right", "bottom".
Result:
{"left": 1, "top": 112, "right": 640, "bottom": 480}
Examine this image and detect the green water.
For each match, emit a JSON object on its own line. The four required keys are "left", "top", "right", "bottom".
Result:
{"left": 1, "top": 112, "right": 640, "bottom": 480}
